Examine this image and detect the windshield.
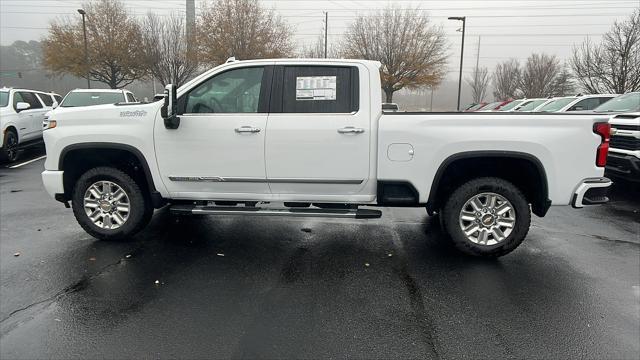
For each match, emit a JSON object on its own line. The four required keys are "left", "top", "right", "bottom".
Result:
{"left": 538, "top": 97, "right": 575, "bottom": 112}
{"left": 0, "top": 91, "right": 8, "bottom": 107}
{"left": 498, "top": 100, "right": 523, "bottom": 111}
{"left": 516, "top": 99, "right": 547, "bottom": 111}
{"left": 593, "top": 93, "right": 640, "bottom": 113}
{"left": 467, "top": 103, "right": 485, "bottom": 111}
{"left": 480, "top": 101, "right": 501, "bottom": 110}
{"left": 61, "top": 92, "right": 125, "bottom": 107}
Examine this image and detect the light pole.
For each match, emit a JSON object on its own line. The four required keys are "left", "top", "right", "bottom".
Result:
{"left": 448, "top": 16, "right": 466, "bottom": 111}
{"left": 78, "top": 9, "right": 90, "bottom": 88}
{"left": 323, "top": 12, "right": 328, "bottom": 58}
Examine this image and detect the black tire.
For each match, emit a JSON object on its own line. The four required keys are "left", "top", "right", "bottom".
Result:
{"left": 72, "top": 166, "right": 153, "bottom": 240}
{"left": 441, "top": 177, "right": 531, "bottom": 257}
{"left": 1, "top": 129, "right": 19, "bottom": 163}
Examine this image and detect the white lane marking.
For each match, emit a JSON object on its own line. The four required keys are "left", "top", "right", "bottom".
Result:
{"left": 8, "top": 155, "right": 47, "bottom": 169}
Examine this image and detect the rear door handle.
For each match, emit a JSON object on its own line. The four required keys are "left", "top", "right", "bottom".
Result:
{"left": 235, "top": 126, "right": 261, "bottom": 133}
{"left": 338, "top": 126, "right": 365, "bottom": 134}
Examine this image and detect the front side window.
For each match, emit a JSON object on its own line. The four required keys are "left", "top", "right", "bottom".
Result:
{"left": 17, "top": 92, "right": 43, "bottom": 109}
{"left": 61, "top": 92, "right": 125, "bottom": 107}
{"left": 126, "top": 93, "right": 137, "bottom": 102}
{"left": 0, "top": 92, "right": 8, "bottom": 107}
{"left": 185, "top": 67, "right": 264, "bottom": 113}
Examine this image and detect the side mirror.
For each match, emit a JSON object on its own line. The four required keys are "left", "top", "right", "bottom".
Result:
{"left": 161, "top": 84, "right": 180, "bottom": 129}
{"left": 52, "top": 101, "right": 59, "bottom": 109}
{"left": 16, "top": 102, "right": 30, "bottom": 112}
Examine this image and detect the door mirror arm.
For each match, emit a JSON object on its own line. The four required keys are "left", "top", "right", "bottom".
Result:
{"left": 161, "top": 84, "right": 180, "bottom": 129}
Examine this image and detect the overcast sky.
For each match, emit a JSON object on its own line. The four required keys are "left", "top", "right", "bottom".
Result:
{"left": 0, "top": 0, "right": 638, "bottom": 80}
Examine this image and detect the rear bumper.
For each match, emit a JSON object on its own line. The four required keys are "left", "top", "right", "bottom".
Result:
{"left": 605, "top": 152, "right": 640, "bottom": 182}
{"left": 571, "top": 177, "right": 612, "bottom": 208}
{"left": 42, "top": 170, "right": 64, "bottom": 199}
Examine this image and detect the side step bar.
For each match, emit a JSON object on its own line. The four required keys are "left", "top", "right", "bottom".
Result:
{"left": 170, "top": 204, "right": 382, "bottom": 219}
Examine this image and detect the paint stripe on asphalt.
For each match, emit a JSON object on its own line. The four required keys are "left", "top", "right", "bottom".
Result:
{"left": 8, "top": 155, "right": 47, "bottom": 169}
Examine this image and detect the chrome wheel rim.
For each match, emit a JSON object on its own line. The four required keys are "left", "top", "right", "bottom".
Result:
{"left": 83, "top": 181, "right": 130, "bottom": 229}
{"left": 459, "top": 192, "right": 515, "bottom": 246}
{"left": 6, "top": 133, "right": 17, "bottom": 161}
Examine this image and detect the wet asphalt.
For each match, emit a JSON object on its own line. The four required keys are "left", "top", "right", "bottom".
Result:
{"left": 0, "top": 149, "right": 639, "bottom": 359}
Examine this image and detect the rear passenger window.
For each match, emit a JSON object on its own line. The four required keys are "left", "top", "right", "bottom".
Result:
{"left": 17, "top": 92, "right": 43, "bottom": 109}
{"left": 126, "top": 93, "right": 137, "bottom": 102}
{"left": 54, "top": 95, "right": 62, "bottom": 103}
{"left": 277, "top": 66, "right": 359, "bottom": 113}
{"left": 37, "top": 93, "right": 53, "bottom": 106}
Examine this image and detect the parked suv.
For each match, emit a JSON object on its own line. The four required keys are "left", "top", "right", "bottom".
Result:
{"left": 606, "top": 113, "right": 640, "bottom": 182}
{"left": 0, "top": 87, "right": 56, "bottom": 162}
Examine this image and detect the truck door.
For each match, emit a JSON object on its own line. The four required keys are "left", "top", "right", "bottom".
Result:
{"left": 154, "top": 65, "right": 273, "bottom": 198}
{"left": 265, "top": 65, "right": 372, "bottom": 197}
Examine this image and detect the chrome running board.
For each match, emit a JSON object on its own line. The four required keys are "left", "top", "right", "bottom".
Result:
{"left": 169, "top": 204, "right": 382, "bottom": 219}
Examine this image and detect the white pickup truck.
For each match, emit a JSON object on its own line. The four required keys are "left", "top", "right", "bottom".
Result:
{"left": 41, "top": 58, "right": 613, "bottom": 257}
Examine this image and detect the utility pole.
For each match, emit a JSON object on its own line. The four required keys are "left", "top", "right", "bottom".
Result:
{"left": 448, "top": 16, "right": 466, "bottom": 111}
{"left": 77, "top": 9, "right": 90, "bottom": 88}
{"left": 430, "top": 87, "right": 434, "bottom": 112}
{"left": 475, "top": 36, "right": 481, "bottom": 71}
{"left": 324, "top": 12, "right": 328, "bottom": 58}
{"left": 186, "top": 0, "right": 196, "bottom": 54}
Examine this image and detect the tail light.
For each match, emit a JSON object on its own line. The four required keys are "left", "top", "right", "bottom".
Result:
{"left": 593, "top": 122, "right": 610, "bottom": 167}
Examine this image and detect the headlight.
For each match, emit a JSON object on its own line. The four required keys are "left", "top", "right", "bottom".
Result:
{"left": 43, "top": 118, "right": 57, "bottom": 130}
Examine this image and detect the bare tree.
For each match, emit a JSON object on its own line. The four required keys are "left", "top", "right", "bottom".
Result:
{"left": 341, "top": 6, "right": 448, "bottom": 103}
{"left": 197, "top": 0, "right": 294, "bottom": 66}
{"left": 300, "top": 33, "right": 339, "bottom": 58}
{"left": 466, "top": 66, "right": 489, "bottom": 103}
{"left": 141, "top": 13, "right": 199, "bottom": 88}
{"left": 492, "top": 59, "right": 520, "bottom": 100}
{"left": 42, "top": 0, "right": 147, "bottom": 88}
{"left": 519, "top": 53, "right": 572, "bottom": 97}
{"left": 570, "top": 10, "right": 640, "bottom": 93}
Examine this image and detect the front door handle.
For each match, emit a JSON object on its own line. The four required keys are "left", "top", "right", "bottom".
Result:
{"left": 338, "top": 126, "right": 365, "bottom": 134}
{"left": 235, "top": 126, "right": 261, "bottom": 133}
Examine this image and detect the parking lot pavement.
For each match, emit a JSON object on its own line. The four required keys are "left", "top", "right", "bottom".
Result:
{"left": 0, "top": 154, "right": 638, "bottom": 359}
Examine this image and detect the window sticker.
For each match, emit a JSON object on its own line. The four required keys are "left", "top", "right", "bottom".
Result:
{"left": 296, "top": 76, "right": 336, "bottom": 101}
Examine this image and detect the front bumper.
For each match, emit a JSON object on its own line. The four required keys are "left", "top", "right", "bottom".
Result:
{"left": 571, "top": 177, "right": 612, "bottom": 208}
{"left": 605, "top": 152, "right": 640, "bottom": 182}
{"left": 42, "top": 170, "right": 64, "bottom": 199}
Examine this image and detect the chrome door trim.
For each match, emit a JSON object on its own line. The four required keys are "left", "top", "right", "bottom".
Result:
{"left": 168, "top": 176, "right": 364, "bottom": 184}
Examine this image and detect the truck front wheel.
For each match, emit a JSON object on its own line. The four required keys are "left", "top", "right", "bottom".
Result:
{"left": 442, "top": 177, "right": 531, "bottom": 257}
{"left": 71, "top": 166, "right": 152, "bottom": 240}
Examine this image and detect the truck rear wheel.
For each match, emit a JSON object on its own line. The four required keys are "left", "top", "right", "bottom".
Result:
{"left": 441, "top": 177, "right": 531, "bottom": 257}
{"left": 71, "top": 166, "right": 152, "bottom": 240}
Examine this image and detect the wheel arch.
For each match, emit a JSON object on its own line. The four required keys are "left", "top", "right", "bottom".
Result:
{"left": 58, "top": 143, "right": 165, "bottom": 208}
{"left": 426, "top": 151, "right": 551, "bottom": 217}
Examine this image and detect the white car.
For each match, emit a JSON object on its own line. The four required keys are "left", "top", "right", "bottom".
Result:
{"left": 42, "top": 58, "right": 611, "bottom": 258}
{"left": 0, "top": 87, "right": 58, "bottom": 162}
{"left": 537, "top": 94, "right": 618, "bottom": 113}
